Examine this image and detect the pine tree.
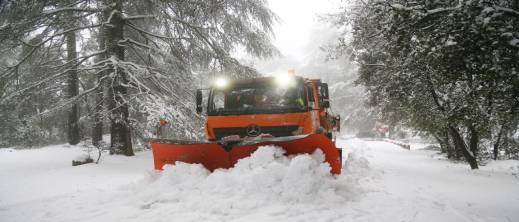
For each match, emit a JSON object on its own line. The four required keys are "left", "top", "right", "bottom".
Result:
{"left": 0, "top": 0, "right": 278, "bottom": 153}
{"left": 330, "top": 0, "right": 519, "bottom": 167}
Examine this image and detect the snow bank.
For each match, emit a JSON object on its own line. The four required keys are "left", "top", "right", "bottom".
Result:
{"left": 139, "top": 146, "right": 364, "bottom": 210}
{"left": 73, "top": 153, "right": 92, "bottom": 162}
{"left": 133, "top": 145, "right": 365, "bottom": 221}
{"left": 0, "top": 147, "right": 14, "bottom": 152}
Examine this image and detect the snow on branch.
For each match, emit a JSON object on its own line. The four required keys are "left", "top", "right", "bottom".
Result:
{"left": 390, "top": 0, "right": 463, "bottom": 16}
{"left": 126, "top": 22, "right": 191, "bottom": 40}
{"left": 36, "top": 73, "right": 110, "bottom": 118}
{"left": 495, "top": 6, "right": 519, "bottom": 17}
{"left": 389, "top": 3, "right": 424, "bottom": 11}
{"left": 42, "top": 7, "right": 101, "bottom": 15}
{"left": 119, "top": 38, "right": 150, "bottom": 49}
{"left": 102, "top": 9, "right": 119, "bottom": 27}
{"left": 122, "top": 15, "right": 156, "bottom": 20}
{"left": 41, "top": 50, "right": 107, "bottom": 71}
{"left": 361, "top": 63, "right": 386, "bottom": 66}
{"left": 6, "top": 24, "right": 102, "bottom": 69}
{"left": 1, "top": 51, "right": 109, "bottom": 104}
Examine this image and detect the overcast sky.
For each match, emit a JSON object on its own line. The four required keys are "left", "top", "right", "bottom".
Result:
{"left": 267, "top": 0, "right": 340, "bottom": 60}
{"left": 249, "top": 0, "right": 341, "bottom": 75}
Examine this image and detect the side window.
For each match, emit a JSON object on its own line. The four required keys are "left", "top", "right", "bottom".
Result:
{"left": 307, "top": 85, "right": 315, "bottom": 108}
{"left": 307, "top": 85, "right": 314, "bottom": 102}
{"left": 317, "top": 85, "right": 323, "bottom": 105}
{"left": 213, "top": 91, "right": 225, "bottom": 110}
{"left": 319, "top": 83, "right": 329, "bottom": 99}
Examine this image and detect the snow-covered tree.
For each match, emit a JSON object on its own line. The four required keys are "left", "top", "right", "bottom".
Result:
{"left": 0, "top": 0, "right": 278, "bottom": 155}
{"left": 331, "top": 0, "right": 519, "bottom": 168}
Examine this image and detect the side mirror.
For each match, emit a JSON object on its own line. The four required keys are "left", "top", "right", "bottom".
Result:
{"left": 320, "top": 83, "right": 329, "bottom": 100}
{"left": 335, "top": 115, "right": 341, "bottom": 132}
{"left": 196, "top": 89, "right": 203, "bottom": 114}
{"left": 320, "top": 83, "right": 330, "bottom": 108}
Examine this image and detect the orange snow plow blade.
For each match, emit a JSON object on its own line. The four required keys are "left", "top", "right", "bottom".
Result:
{"left": 151, "top": 134, "right": 342, "bottom": 174}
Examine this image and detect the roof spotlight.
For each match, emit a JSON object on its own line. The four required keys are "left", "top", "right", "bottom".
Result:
{"left": 214, "top": 78, "right": 228, "bottom": 89}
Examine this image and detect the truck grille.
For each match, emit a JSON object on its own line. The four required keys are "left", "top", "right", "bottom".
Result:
{"left": 213, "top": 125, "right": 299, "bottom": 140}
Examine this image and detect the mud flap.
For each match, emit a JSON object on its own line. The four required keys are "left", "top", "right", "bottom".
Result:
{"left": 150, "top": 134, "right": 341, "bottom": 174}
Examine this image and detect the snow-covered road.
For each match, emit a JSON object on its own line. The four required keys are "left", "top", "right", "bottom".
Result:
{"left": 337, "top": 138, "right": 519, "bottom": 222}
{"left": 1, "top": 138, "right": 518, "bottom": 222}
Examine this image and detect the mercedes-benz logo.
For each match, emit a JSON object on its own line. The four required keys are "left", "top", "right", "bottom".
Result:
{"left": 246, "top": 124, "right": 261, "bottom": 137}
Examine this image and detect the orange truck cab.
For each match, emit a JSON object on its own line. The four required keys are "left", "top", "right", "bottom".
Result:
{"left": 195, "top": 74, "right": 341, "bottom": 141}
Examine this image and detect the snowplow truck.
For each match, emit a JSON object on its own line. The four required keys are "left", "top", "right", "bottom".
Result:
{"left": 150, "top": 73, "right": 342, "bottom": 174}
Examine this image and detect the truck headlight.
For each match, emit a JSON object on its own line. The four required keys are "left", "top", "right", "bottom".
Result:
{"left": 275, "top": 73, "right": 295, "bottom": 88}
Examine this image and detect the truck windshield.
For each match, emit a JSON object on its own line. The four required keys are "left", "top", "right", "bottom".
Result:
{"left": 208, "top": 80, "right": 307, "bottom": 115}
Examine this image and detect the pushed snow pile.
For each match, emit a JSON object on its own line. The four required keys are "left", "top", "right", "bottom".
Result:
{"left": 0, "top": 147, "right": 14, "bottom": 152}
{"left": 72, "top": 153, "right": 92, "bottom": 162}
{"left": 134, "top": 145, "right": 365, "bottom": 220}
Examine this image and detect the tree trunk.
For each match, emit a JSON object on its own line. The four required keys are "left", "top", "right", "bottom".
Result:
{"left": 434, "top": 130, "right": 454, "bottom": 158}
{"left": 448, "top": 125, "right": 478, "bottom": 169}
{"left": 468, "top": 123, "right": 479, "bottom": 159}
{"left": 66, "top": 11, "right": 80, "bottom": 145}
{"left": 105, "top": 0, "right": 133, "bottom": 156}
{"left": 445, "top": 132, "right": 455, "bottom": 159}
{"left": 493, "top": 125, "right": 504, "bottom": 160}
{"left": 92, "top": 22, "right": 106, "bottom": 147}
{"left": 433, "top": 135, "right": 444, "bottom": 152}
